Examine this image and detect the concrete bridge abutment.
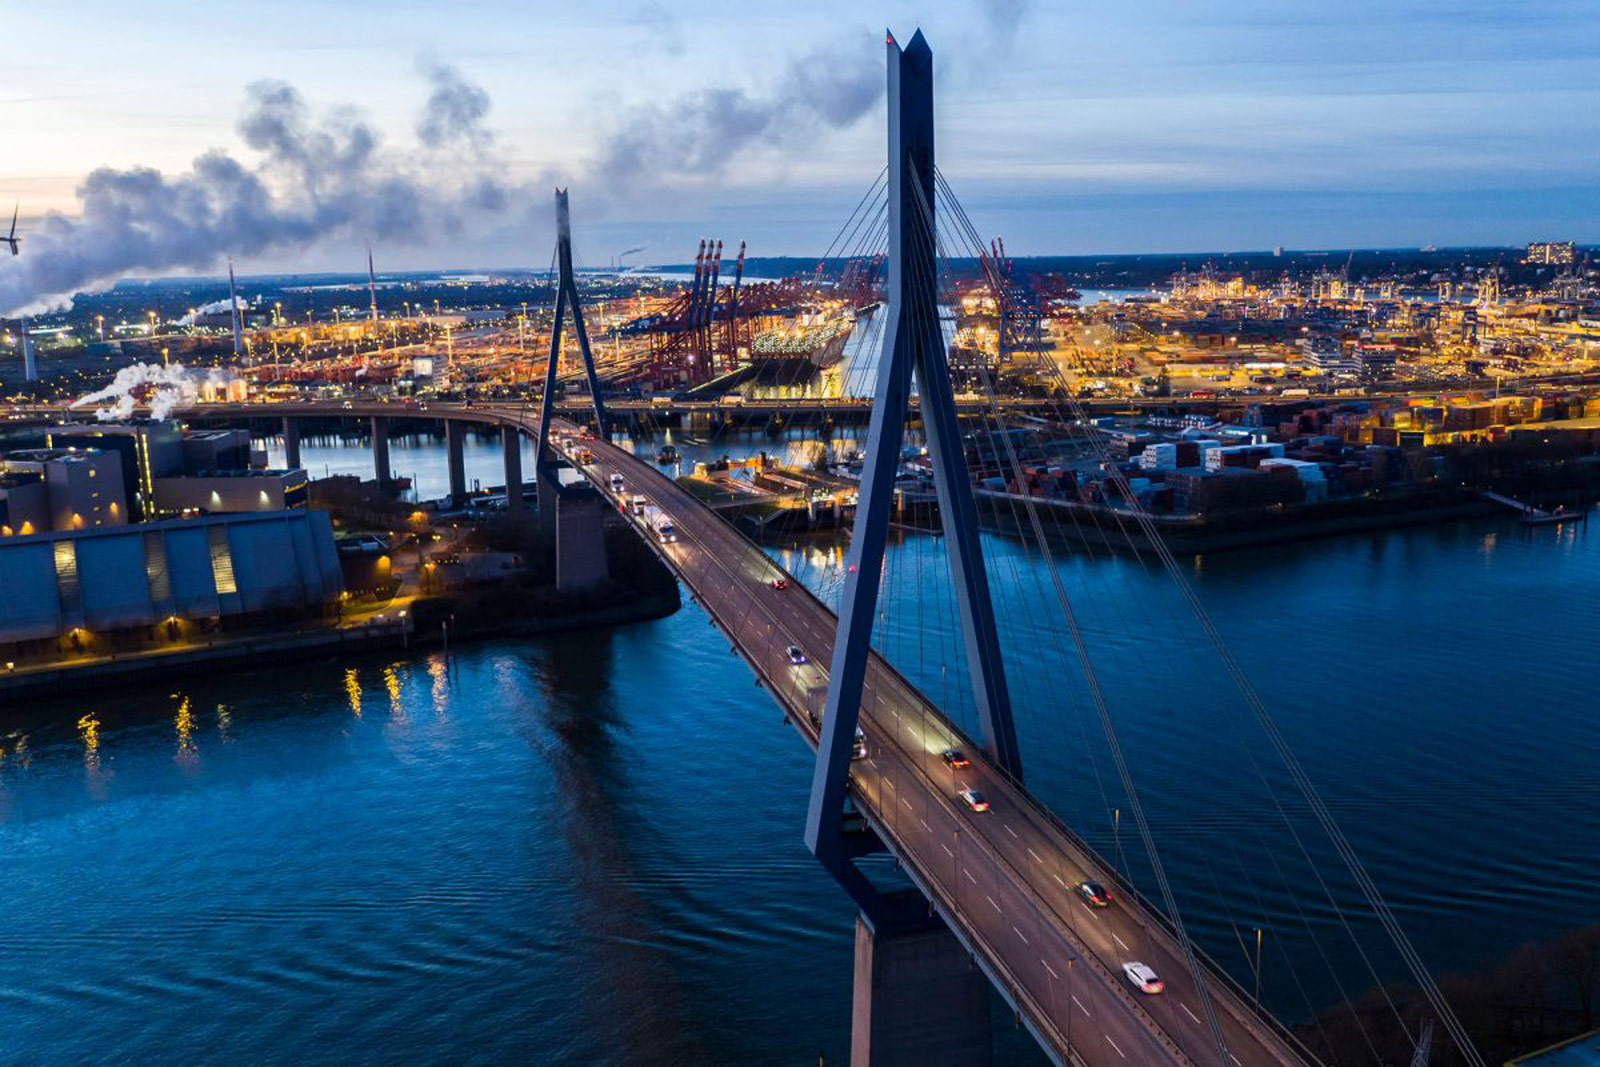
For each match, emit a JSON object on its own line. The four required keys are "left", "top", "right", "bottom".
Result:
{"left": 283, "top": 416, "right": 302, "bottom": 470}
{"left": 502, "top": 425, "right": 525, "bottom": 516}
{"left": 851, "top": 907, "right": 992, "bottom": 1067}
{"left": 446, "top": 420, "right": 468, "bottom": 508}
{"left": 371, "top": 416, "right": 392, "bottom": 489}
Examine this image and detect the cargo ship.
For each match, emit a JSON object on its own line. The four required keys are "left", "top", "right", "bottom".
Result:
{"left": 749, "top": 316, "right": 853, "bottom": 380}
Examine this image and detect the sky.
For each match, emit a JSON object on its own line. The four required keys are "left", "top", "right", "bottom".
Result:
{"left": 1, "top": 0, "right": 1597, "bottom": 307}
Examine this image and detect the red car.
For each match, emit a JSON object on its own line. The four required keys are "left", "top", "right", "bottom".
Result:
{"left": 941, "top": 748, "right": 970, "bottom": 768}
{"left": 770, "top": 579, "right": 788, "bottom": 590}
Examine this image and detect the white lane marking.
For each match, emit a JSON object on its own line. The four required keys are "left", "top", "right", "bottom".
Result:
{"left": 1071, "top": 995, "right": 1091, "bottom": 1017}
{"left": 986, "top": 896, "right": 1001, "bottom": 913}
{"left": 1112, "top": 933, "right": 1129, "bottom": 951}
{"left": 941, "top": 843, "right": 954, "bottom": 858}
{"left": 964, "top": 868, "right": 978, "bottom": 885}
{"left": 1003, "top": 822, "right": 1018, "bottom": 839}
{"left": 1180, "top": 1003, "right": 1201, "bottom": 1025}
{"left": 1105, "top": 1035, "right": 1125, "bottom": 1059}
{"left": 1052, "top": 873, "right": 1067, "bottom": 889}
{"left": 1041, "top": 960, "right": 1059, "bottom": 980}
{"left": 899, "top": 797, "right": 913, "bottom": 811}
{"left": 1012, "top": 925, "right": 1029, "bottom": 945}
{"left": 1230, "top": 1056, "right": 1242, "bottom": 1066}
{"left": 1026, "top": 847, "right": 1042, "bottom": 863}
{"left": 919, "top": 818, "right": 931, "bottom": 832}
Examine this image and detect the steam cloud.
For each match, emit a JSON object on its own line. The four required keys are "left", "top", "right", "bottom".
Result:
{"left": 71, "top": 361, "right": 218, "bottom": 421}
{"left": 0, "top": 63, "right": 517, "bottom": 315}
{"left": 978, "top": 0, "right": 1031, "bottom": 46}
{"left": 592, "top": 34, "right": 882, "bottom": 188}
{"left": 417, "top": 59, "right": 494, "bottom": 152}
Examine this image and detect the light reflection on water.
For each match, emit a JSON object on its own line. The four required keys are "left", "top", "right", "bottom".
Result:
{"left": 1, "top": 431, "right": 1595, "bottom": 1065}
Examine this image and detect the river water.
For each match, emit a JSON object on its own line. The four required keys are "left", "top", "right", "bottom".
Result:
{"left": 2, "top": 427, "right": 1595, "bottom": 1066}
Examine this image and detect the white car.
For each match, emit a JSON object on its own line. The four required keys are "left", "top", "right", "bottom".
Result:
{"left": 1122, "top": 961, "right": 1163, "bottom": 995}
{"left": 958, "top": 788, "right": 989, "bottom": 812}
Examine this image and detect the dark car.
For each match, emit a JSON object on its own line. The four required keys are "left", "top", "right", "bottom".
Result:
{"left": 941, "top": 748, "right": 970, "bottom": 768}
{"left": 770, "top": 579, "right": 788, "bottom": 590}
{"left": 1077, "top": 881, "right": 1113, "bottom": 908}
{"left": 786, "top": 645, "right": 807, "bottom": 665}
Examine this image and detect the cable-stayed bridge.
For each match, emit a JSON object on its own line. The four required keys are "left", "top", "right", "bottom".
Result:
{"left": 17, "top": 28, "right": 1485, "bottom": 1067}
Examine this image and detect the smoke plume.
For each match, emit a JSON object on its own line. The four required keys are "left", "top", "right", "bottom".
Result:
{"left": 977, "top": 0, "right": 1031, "bottom": 47}
{"left": 417, "top": 60, "right": 495, "bottom": 153}
{"left": 71, "top": 361, "right": 213, "bottom": 421}
{"left": 0, "top": 66, "right": 517, "bottom": 316}
{"left": 591, "top": 34, "right": 881, "bottom": 188}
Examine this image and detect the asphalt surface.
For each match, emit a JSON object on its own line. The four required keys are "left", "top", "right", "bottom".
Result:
{"left": 45, "top": 397, "right": 1316, "bottom": 1066}
{"left": 553, "top": 419, "right": 1314, "bottom": 1067}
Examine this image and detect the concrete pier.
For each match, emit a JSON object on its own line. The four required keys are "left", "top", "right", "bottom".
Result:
{"left": 371, "top": 416, "right": 392, "bottom": 488}
{"left": 554, "top": 480, "right": 610, "bottom": 593}
{"left": 851, "top": 912, "right": 991, "bottom": 1067}
{"left": 502, "top": 425, "right": 524, "bottom": 515}
{"left": 446, "top": 420, "right": 468, "bottom": 508}
{"left": 283, "top": 417, "right": 302, "bottom": 470}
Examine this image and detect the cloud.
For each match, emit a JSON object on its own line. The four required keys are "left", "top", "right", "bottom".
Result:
{"left": 628, "top": 2, "right": 685, "bottom": 57}
{"left": 590, "top": 33, "right": 881, "bottom": 190}
{"left": 416, "top": 59, "right": 495, "bottom": 152}
{"left": 977, "top": 0, "right": 1030, "bottom": 48}
{"left": 0, "top": 65, "right": 520, "bottom": 315}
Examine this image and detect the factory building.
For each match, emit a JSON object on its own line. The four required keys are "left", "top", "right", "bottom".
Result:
{"left": 153, "top": 468, "right": 309, "bottom": 515}
{"left": 48, "top": 421, "right": 183, "bottom": 523}
{"left": 0, "top": 448, "right": 128, "bottom": 532}
{"left": 0, "top": 471, "right": 51, "bottom": 537}
{"left": 0, "top": 509, "right": 343, "bottom": 650}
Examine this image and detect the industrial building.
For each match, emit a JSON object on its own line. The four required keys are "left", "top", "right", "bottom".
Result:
{"left": 153, "top": 468, "right": 309, "bottom": 516}
{"left": 0, "top": 448, "right": 128, "bottom": 532}
{"left": 0, "top": 509, "right": 343, "bottom": 651}
{"left": 48, "top": 421, "right": 182, "bottom": 522}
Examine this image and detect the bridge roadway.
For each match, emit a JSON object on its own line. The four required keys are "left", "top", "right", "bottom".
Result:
{"left": 540, "top": 418, "right": 1314, "bottom": 1067}
{"left": 36, "top": 398, "right": 1313, "bottom": 1066}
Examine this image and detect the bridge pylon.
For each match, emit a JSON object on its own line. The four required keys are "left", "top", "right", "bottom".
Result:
{"left": 806, "top": 29, "right": 1021, "bottom": 870}
{"left": 536, "top": 188, "right": 609, "bottom": 521}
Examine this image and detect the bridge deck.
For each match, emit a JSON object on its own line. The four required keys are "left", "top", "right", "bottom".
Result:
{"left": 158, "top": 400, "right": 1316, "bottom": 1067}
{"left": 551, "top": 418, "right": 1314, "bottom": 1067}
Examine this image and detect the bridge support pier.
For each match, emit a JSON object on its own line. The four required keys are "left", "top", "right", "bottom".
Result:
{"left": 502, "top": 425, "right": 524, "bottom": 516}
{"left": 554, "top": 481, "right": 610, "bottom": 593}
{"left": 852, "top": 907, "right": 991, "bottom": 1067}
{"left": 371, "top": 416, "right": 392, "bottom": 490}
{"left": 446, "top": 420, "right": 468, "bottom": 508}
{"left": 282, "top": 417, "right": 302, "bottom": 470}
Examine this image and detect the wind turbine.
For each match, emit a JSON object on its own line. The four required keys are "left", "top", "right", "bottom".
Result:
{"left": 2, "top": 203, "right": 19, "bottom": 255}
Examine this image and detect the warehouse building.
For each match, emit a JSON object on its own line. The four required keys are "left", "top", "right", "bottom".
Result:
{"left": 0, "top": 509, "right": 343, "bottom": 652}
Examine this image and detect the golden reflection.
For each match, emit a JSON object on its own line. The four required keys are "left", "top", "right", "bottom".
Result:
{"left": 78, "top": 713, "right": 100, "bottom": 772}
{"left": 175, "top": 696, "right": 196, "bottom": 759}
{"left": 427, "top": 654, "right": 449, "bottom": 715}
{"left": 383, "top": 665, "right": 405, "bottom": 719}
{"left": 344, "top": 668, "right": 362, "bottom": 718}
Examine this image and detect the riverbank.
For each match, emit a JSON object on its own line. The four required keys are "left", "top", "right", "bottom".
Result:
{"left": 973, "top": 485, "right": 1594, "bottom": 554}
{"left": 0, "top": 615, "right": 414, "bottom": 698}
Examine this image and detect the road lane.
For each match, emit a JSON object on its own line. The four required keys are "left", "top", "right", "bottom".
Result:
{"left": 555, "top": 422, "right": 1315, "bottom": 1067}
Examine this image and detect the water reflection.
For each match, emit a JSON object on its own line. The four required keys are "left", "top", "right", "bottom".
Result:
{"left": 345, "top": 668, "right": 363, "bottom": 718}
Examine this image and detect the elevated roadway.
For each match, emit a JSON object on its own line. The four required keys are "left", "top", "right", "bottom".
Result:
{"left": 542, "top": 415, "right": 1315, "bottom": 1067}
{"left": 4, "top": 396, "right": 1317, "bottom": 1066}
